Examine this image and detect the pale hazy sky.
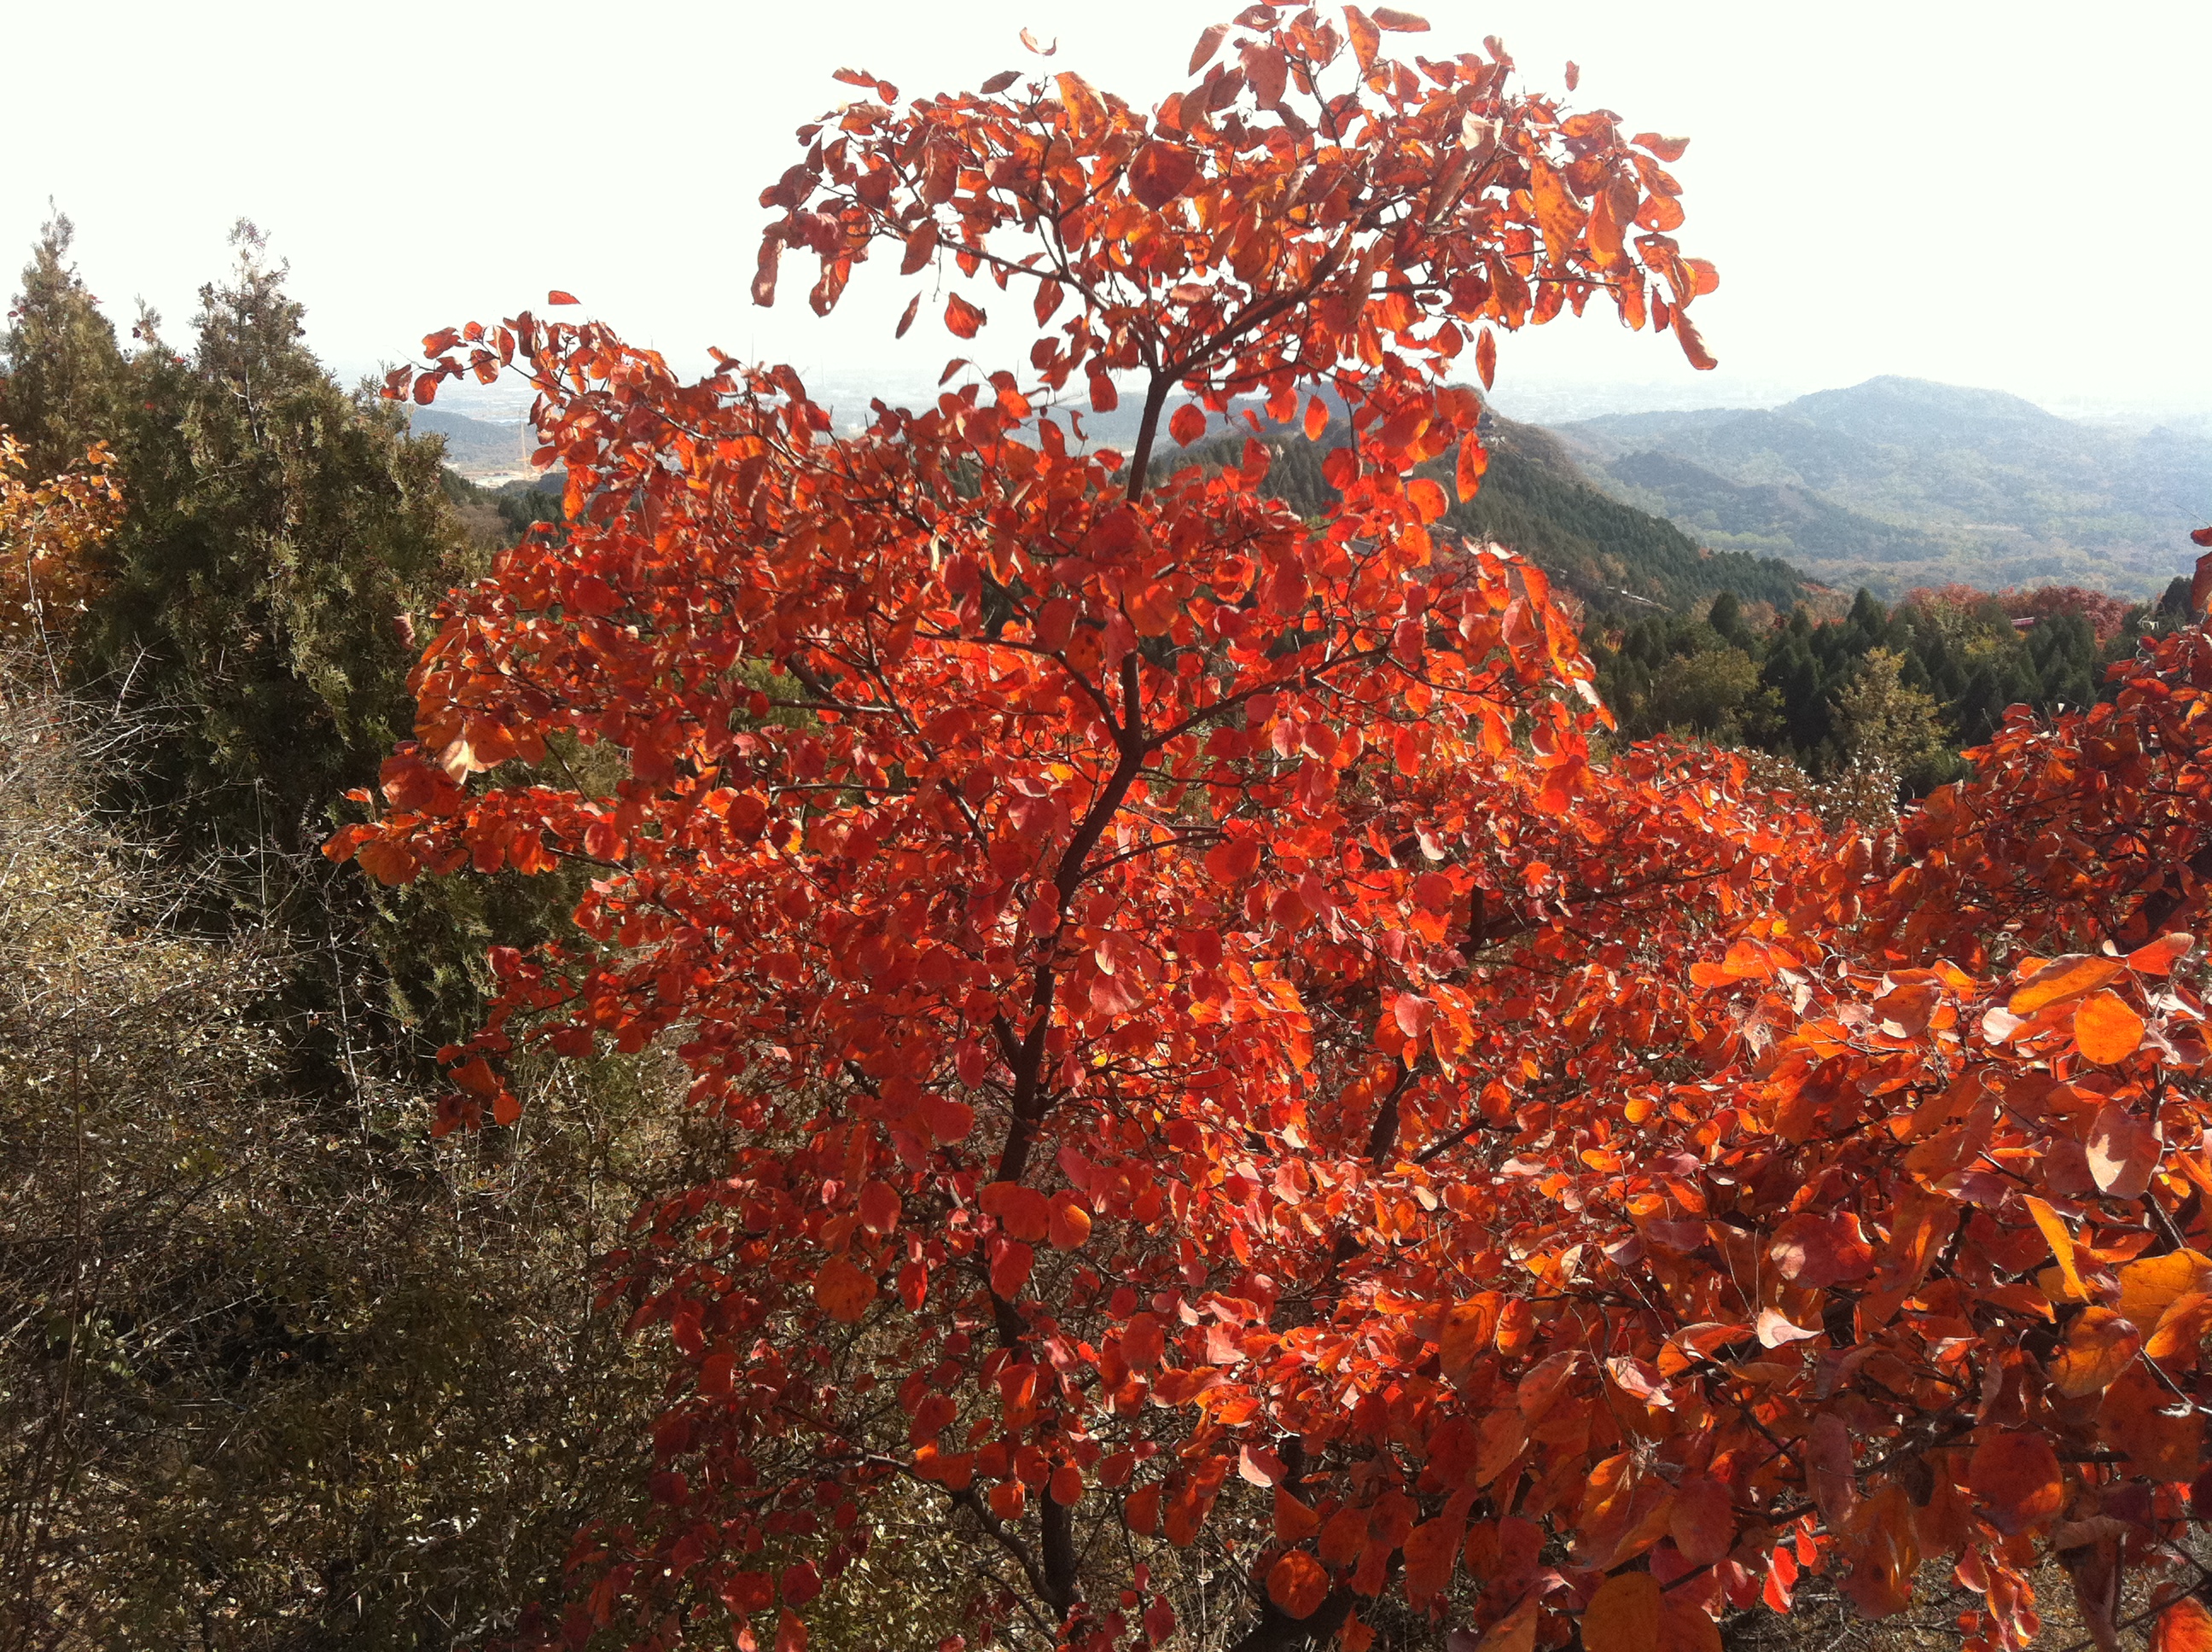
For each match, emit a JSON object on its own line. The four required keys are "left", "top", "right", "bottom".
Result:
{"left": 7, "top": 1, "right": 2209, "bottom": 419}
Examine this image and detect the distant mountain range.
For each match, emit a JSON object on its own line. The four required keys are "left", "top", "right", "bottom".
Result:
{"left": 409, "top": 375, "right": 2212, "bottom": 609}
{"left": 1551, "top": 377, "right": 2212, "bottom": 596}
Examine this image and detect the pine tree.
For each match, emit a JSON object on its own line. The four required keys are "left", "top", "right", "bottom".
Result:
{"left": 0, "top": 211, "right": 129, "bottom": 482}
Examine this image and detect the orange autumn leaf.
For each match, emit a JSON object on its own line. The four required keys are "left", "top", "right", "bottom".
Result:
{"left": 1968, "top": 1431, "right": 2063, "bottom": 1534}
{"left": 813, "top": 1259, "right": 876, "bottom": 1323}
{"left": 2048, "top": 1306, "right": 2142, "bottom": 1397}
{"left": 1584, "top": 1572, "right": 1664, "bottom": 1652}
{"left": 2075, "top": 990, "right": 2146, "bottom": 1065}
{"left": 1661, "top": 1597, "right": 1722, "bottom": 1652}
{"left": 2146, "top": 1291, "right": 2212, "bottom": 1365}
{"left": 2153, "top": 1599, "right": 2212, "bottom": 1652}
{"left": 2010, "top": 954, "right": 2126, "bottom": 1017}
{"left": 2025, "top": 1195, "right": 2093, "bottom": 1300}
{"left": 2128, "top": 932, "right": 2194, "bottom": 975}
{"left": 2119, "top": 1250, "right": 2212, "bottom": 1329}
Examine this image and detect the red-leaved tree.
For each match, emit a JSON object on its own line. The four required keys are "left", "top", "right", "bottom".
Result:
{"left": 332, "top": 11, "right": 2212, "bottom": 1652}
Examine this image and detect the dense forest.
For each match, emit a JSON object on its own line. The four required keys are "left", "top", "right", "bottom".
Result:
{"left": 1587, "top": 581, "right": 2186, "bottom": 794}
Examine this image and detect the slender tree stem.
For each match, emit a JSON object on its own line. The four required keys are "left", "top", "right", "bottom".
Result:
{"left": 1125, "top": 374, "right": 1172, "bottom": 504}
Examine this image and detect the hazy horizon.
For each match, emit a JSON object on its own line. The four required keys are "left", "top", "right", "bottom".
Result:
{"left": 10, "top": 1, "right": 2209, "bottom": 428}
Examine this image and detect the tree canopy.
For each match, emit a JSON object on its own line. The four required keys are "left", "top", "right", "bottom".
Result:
{"left": 324, "top": 14, "right": 2212, "bottom": 1652}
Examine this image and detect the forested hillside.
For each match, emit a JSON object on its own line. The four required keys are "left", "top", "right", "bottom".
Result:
{"left": 1185, "top": 415, "right": 1807, "bottom": 616}
{"left": 1558, "top": 375, "right": 2212, "bottom": 595}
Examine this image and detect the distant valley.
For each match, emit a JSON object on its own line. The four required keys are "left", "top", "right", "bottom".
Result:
{"left": 405, "top": 403, "right": 537, "bottom": 480}
{"left": 1553, "top": 376, "right": 2212, "bottom": 597}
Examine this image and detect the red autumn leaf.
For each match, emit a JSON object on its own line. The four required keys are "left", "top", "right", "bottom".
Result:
{"left": 1755, "top": 1307, "right": 1819, "bottom": 1348}
{"left": 1402, "top": 1512, "right": 1463, "bottom": 1604}
{"left": 1266, "top": 1550, "right": 1331, "bottom": 1619}
{"left": 547, "top": 289, "right": 579, "bottom": 305}
{"left": 1129, "top": 142, "right": 1200, "bottom": 210}
{"left": 1668, "top": 1477, "right": 1734, "bottom": 1568}
{"left": 1188, "top": 23, "right": 1230, "bottom": 73}
{"left": 944, "top": 294, "right": 986, "bottom": 338}
{"left": 1671, "top": 309, "right": 1717, "bottom": 371}
{"left": 719, "top": 1571, "right": 775, "bottom": 1613}
{"left": 1343, "top": 6, "right": 1381, "bottom": 72}
{"left": 858, "top": 1179, "right": 901, "bottom": 1234}
{"left": 989, "top": 1239, "right": 1034, "bottom": 1297}
{"left": 1047, "top": 1195, "right": 1092, "bottom": 1250}
{"left": 980, "top": 1180, "right": 1052, "bottom": 1241}
{"left": 899, "top": 221, "right": 939, "bottom": 276}
{"left": 1274, "top": 1486, "right": 1322, "bottom": 1541}
{"left": 1394, "top": 994, "right": 1435, "bottom": 1038}
{"left": 1456, "top": 433, "right": 1489, "bottom": 501}
{"left": 1969, "top": 1431, "right": 2063, "bottom": 1534}
{"left": 1475, "top": 327, "right": 1497, "bottom": 390}
{"left": 1767, "top": 1212, "right": 1875, "bottom": 1288}
{"left": 1169, "top": 403, "right": 1207, "bottom": 446}
{"left": 1205, "top": 835, "right": 1260, "bottom": 884}
{"left": 922, "top": 1096, "right": 974, "bottom": 1143}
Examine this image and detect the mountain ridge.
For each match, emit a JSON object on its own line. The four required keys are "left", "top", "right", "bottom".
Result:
{"left": 1553, "top": 376, "right": 2212, "bottom": 596}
